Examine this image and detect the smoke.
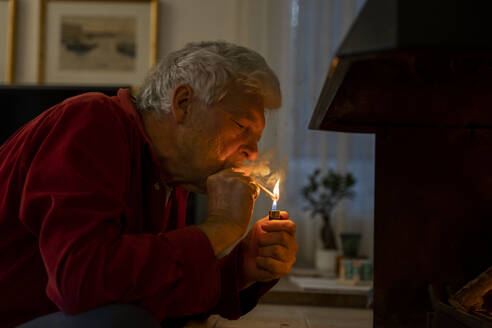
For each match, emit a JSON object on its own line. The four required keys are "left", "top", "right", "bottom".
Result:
{"left": 239, "top": 149, "right": 286, "bottom": 190}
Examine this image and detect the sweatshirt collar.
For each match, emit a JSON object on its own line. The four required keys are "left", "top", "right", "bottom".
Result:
{"left": 116, "top": 88, "right": 165, "bottom": 179}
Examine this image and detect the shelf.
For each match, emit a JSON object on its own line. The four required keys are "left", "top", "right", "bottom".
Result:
{"left": 260, "top": 273, "right": 372, "bottom": 308}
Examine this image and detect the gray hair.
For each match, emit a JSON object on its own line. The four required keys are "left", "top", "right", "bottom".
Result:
{"left": 135, "top": 41, "right": 281, "bottom": 116}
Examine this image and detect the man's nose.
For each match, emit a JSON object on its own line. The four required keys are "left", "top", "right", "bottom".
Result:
{"left": 240, "top": 141, "right": 259, "bottom": 161}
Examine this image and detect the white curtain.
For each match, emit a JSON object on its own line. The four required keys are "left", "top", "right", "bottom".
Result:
{"left": 236, "top": 0, "right": 374, "bottom": 267}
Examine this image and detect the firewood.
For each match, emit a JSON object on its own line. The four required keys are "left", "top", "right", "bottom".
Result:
{"left": 449, "top": 266, "right": 492, "bottom": 312}
{"left": 483, "top": 289, "right": 492, "bottom": 313}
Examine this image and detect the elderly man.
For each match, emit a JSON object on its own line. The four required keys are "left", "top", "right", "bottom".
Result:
{"left": 0, "top": 41, "right": 297, "bottom": 327}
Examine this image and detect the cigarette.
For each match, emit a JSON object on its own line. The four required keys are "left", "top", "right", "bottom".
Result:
{"left": 256, "top": 183, "right": 277, "bottom": 200}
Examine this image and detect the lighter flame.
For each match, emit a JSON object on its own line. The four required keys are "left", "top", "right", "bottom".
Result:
{"left": 273, "top": 179, "right": 280, "bottom": 200}
{"left": 272, "top": 179, "right": 280, "bottom": 210}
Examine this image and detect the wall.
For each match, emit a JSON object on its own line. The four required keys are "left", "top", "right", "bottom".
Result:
{"left": 12, "top": 0, "right": 276, "bottom": 84}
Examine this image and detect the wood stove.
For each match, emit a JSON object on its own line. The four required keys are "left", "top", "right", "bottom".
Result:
{"left": 430, "top": 283, "right": 492, "bottom": 328}
{"left": 310, "top": 0, "right": 492, "bottom": 326}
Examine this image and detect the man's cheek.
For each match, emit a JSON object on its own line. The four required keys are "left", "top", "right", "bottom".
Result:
{"left": 216, "top": 140, "right": 231, "bottom": 155}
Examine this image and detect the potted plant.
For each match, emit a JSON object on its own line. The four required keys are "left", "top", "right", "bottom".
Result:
{"left": 302, "top": 169, "right": 356, "bottom": 274}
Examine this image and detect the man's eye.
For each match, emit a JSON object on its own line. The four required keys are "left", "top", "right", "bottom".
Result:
{"left": 234, "top": 121, "right": 245, "bottom": 129}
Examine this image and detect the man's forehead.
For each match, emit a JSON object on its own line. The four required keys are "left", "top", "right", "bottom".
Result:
{"left": 242, "top": 102, "right": 265, "bottom": 121}
{"left": 218, "top": 89, "right": 265, "bottom": 123}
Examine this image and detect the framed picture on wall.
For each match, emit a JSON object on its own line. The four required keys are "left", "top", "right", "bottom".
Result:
{"left": 38, "top": 0, "right": 158, "bottom": 85}
{"left": 0, "top": 0, "right": 16, "bottom": 84}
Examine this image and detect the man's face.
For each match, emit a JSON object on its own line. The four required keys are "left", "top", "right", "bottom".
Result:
{"left": 179, "top": 87, "right": 266, "bottom": 190}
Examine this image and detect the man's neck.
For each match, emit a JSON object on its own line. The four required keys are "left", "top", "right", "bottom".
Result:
{"left": 142, "top": 112, "right": 203, "bottom": 191}
{"left": 142, "top": 112, "right": 177, "bottom": 177}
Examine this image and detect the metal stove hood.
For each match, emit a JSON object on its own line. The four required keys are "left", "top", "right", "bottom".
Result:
{"left": 309, "top": 0, "right": 492, "bottom": 133}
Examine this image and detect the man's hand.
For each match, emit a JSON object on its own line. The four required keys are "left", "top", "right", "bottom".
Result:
{"left": 198, "top": 168, "right": 259, "bottom": 256}
{"left": 238, "top": 212, "right": 297, "bottom": 290}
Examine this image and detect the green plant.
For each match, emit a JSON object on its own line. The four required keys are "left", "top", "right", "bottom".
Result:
{"left": 301, "top": 169, "right": 356, "bottom": 250}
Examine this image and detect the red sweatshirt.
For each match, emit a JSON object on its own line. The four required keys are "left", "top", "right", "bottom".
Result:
{"left": 0, "top": 89, "right": 275, "bottom": 328}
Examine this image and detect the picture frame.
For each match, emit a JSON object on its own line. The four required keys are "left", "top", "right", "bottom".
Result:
{"left": 38, "top": 0, "right": 158, "bottom": 85}
{"left": 0, "top": 0, "right": 16, "bottom": 84}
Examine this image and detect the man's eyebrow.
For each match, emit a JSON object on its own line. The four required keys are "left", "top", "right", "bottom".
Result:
{"left": 241, "top": 116, "right": 256, "bottom": 124}
{"left": 233, "top": 113, "right": 257, "bottom": 126}
{"left": 245, "top": 109, "right": 265, "bottom": 125}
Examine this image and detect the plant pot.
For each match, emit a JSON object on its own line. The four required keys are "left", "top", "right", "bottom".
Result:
{"left": 315, "top": 248, "right": 338, "bottom": 276}
{"left": 340, "top": 233, "right": 361, "bottom": 258}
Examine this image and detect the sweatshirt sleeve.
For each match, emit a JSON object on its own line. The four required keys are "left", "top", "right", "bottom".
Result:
{"left": 18, "top": 98, "right": 222, "bottom": 321}
{"left": 212, "top": 242, "right": 279, "bottom": 319}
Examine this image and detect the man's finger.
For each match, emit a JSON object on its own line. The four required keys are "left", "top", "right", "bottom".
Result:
{"left": 259, "top": 230, "right": 294, "bottom": 248}
{"left": 253, "top": 267, "right": 277, "bottom": 282}
{"left": 252, "top": 184, "right": 260, "bottom": 199}
{"left": 256, "top": 256, "right": 291, "bottom": 278}
{"left": 261, "top": 219, "right": 296, "bottom": 236}
{"left": 231, "top": 167, "right": 251, "bottom": 175}
{"left": 258, "top": 245, "right": 290, "bottom": 262}
{"left": 225, "top": 170, "right": 260, "bottom": 199}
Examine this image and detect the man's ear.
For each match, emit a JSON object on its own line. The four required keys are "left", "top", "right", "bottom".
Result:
{"left": 171, "top": 83, "right": 194, "bottom": 124}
